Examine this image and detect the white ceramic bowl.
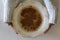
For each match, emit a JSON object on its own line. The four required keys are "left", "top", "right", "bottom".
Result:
{"left": 12, "top": 0, "right": 49, "bottom": 37}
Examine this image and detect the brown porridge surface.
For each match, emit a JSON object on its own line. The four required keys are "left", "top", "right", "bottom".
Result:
{"left": 20, "top": 6, "right": 42, "bottom": 32}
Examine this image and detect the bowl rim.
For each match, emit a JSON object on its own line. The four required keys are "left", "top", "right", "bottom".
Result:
{"left": 12, "top": 0, "right": 49, "bottom": 37}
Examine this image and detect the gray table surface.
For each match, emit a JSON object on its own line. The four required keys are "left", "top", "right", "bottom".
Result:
{"left": 0, "top": 0, "right": 60, "bottom": 40}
